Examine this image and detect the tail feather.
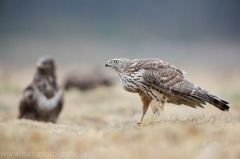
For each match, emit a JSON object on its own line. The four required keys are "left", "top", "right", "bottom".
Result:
{"left": 171, "top": 79, "right": 230, "bottom": 111}
{"left": 192, "top": 87, "right": 230, "bottom": 111}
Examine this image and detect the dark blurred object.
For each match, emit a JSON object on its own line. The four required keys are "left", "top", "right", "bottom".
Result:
{"left": 63, "top": 67, "right": 116, "bottom": 91}
{"left": 19, "top": 55, "right": 64, "bottom": 123}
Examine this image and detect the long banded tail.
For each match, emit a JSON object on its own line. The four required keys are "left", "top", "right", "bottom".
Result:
{"left": 171, "top": 79, "right": 230, "bottom": 111}
{"left": 194, "top": 87, "right": 230, "bottom": 111}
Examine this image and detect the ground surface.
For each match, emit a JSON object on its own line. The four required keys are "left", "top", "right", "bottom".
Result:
{"left": 0, "top": 69, "right": 240, "bottom": 159}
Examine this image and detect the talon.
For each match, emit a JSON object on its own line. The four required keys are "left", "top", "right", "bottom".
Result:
{"left": 138, "top": 111, "right": 156, "bottom": 126}
{"left": 137, "top": 121, "right": 147, "bottom": 126}
{"left": 138, "top": 114, "right": 145, "bottom": 126}
{"left": 138, "top": 113, "right": 155, "bottom": 126}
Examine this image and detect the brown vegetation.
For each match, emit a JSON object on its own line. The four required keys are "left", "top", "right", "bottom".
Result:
{"left": 0, "top": 69, "right": 240, "bottom": 159}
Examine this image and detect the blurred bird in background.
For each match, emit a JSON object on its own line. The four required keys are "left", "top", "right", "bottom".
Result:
{"left": 63, "top": 67, "right": 116, "bottom": 91}
{"left": 18, "top": 55, "right": 64, "bottom": 123}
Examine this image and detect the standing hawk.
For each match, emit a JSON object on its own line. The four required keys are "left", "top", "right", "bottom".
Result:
{"left": 105, "top": 58, "right": 230, "bottom": 125}
{"left": 18, "top": 55, "right": 64, "bottom": 123}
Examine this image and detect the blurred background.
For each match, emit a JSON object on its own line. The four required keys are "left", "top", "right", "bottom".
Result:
{"left": 0, "top": 0, "right": 239, "bottom": 123}
{"left": 1, "top": 2, "right": 240, "bottom": 158}
{"left": 0, "top": 0, "right": 240, "bottom": 70}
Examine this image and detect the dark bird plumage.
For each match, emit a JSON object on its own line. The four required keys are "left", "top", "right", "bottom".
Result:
{"left": 18, "top": 55, "right": 64, "bottom": 123}
{"left": 105, "top": 58, "right": 230, "bottom": 125}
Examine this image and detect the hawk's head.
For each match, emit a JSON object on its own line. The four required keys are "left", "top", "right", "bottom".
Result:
{"left": 105, "top": 58, "right": 131, "bottom": 73}
{"left": 36, "top": 55, "right": 56, "bottom": 75}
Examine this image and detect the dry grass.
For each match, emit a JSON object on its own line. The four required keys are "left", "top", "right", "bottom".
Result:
{"left": 0, "top": 69, "right": 240, "bottom": 159}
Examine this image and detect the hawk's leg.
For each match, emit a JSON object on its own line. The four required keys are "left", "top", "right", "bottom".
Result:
{"left": 145, "top": 112, "right": 154, "bottom": 125}
{"left": 139, "top": 114, "right": 144, "bottom": 123}
{"left": 138, "top": 95, "right": 150, "bottom": 126}
{"left": 148, "top": 100, "right": 164, "bottom": 124}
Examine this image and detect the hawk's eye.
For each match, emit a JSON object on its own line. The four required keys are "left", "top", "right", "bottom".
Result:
{"left": 114, "top": 60, "right": 119, "bottom": 64}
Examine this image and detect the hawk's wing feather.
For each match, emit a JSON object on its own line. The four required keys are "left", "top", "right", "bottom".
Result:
{"left": 134, "top": 59, "right": 186, "bottom": 93}
{"left": 19, "top": 85, "right": 37, "bottom": 119}
{"left": 130, "top": 59, "right": 207, "bottom": 108}
{"left": 129, "top": 58, "right": 184, "bottom": 92}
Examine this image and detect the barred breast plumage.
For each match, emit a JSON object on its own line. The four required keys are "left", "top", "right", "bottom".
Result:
{"left": 120, "top": 71, "right": 169, "bottom": 103}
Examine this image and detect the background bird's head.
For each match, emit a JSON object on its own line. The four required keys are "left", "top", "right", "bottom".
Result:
{"left": 36, "top": 55, "right": 56, "bottom": 75}
{"left": 105, "top": 58, "right": 131, "bottom": 74}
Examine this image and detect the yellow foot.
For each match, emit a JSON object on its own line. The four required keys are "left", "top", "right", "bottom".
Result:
{"left": 137, "top": 113, "right": 154, "bottom": 126}
{"left": 146, "top": 113, "right": 154, "bottom": 124}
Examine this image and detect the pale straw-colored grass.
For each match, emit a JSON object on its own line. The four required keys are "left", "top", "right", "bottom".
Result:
{"left": 0, "top": 70, "right": 239, "bottom": 159}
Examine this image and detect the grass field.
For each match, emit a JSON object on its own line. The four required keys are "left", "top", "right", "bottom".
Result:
{"left": 0, "top": 69, "right": 240, "bottom": 159}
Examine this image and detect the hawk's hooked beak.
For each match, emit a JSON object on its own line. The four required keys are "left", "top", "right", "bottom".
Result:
{"left": 105, "top": 62, "right": 111, "bottom": 67}
{"left": 36, "top": 62, "right": 43, "bottom": 68}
